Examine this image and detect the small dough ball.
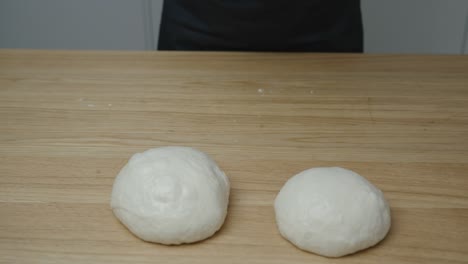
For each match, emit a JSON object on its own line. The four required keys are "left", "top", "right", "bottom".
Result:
{"left": 274, "top": 167, "right": 391, "bottom": 257}
{"left": 111, "top": 146, "right": 230, "bottom": 245}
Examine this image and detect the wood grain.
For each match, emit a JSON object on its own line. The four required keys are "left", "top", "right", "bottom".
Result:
{"left": 0, "top": 50, "right": 467, "bottom": 263}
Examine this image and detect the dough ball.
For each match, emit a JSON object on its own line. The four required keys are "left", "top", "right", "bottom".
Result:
{"left": 111, "top": 146, "right": 230, "bottom": 245}
{"left": 274, "top": 167, "right": 391, "bottom": 257}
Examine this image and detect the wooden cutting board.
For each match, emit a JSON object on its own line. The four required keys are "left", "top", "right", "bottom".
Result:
{"left": 0, "top": 50, "right": 467, "bottom": 263}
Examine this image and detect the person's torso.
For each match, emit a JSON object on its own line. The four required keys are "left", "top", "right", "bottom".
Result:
{"left": 160, "top": 0, "right": 362, "bottom": 51}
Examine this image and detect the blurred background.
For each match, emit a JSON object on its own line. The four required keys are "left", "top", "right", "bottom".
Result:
{"left": 1, "top": 0, "right": 467, "bottom": 54}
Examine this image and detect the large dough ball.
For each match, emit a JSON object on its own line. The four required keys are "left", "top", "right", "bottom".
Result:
{"left": 274, "top": 167, "right": 391, "bottom": 257}
{"left": 111, "top": 146, "right": 230, "bottom": 245}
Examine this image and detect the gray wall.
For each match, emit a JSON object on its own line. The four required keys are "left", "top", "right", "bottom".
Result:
{"left": 1, "top": 0, "right": 468, "bottom": 54}
{"left": 465, "top": 34, "right": 468, "bottom": 53}
{"left": 362, "top": 0, "right": 468, "bottom": 54}
{"left": 464, "top": 13, "right": 468, "bottom": 53}
{"left": 0, "top": 0, "right": 153, "bottom": 50}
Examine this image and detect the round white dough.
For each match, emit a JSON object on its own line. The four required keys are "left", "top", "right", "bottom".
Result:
{"left": 274, "top": 167, "right": 391, "bottom": 257}
{"left": 111, "top": 146, "right": 230, "bottom": 245}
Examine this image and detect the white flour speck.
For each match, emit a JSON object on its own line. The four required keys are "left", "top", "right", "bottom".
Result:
{"left": 310, "top": 90, "right": 315, "bottom": 94}
{"left": 108, "top": 104, "right": 112, "bottom": 107}
{"left": 257, "top": 88, "right": 264, "bottom": 93}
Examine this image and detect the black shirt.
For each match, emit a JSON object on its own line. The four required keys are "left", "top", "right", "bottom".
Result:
{"left": 158, "top": 0, "right": 363, "bottom": 52}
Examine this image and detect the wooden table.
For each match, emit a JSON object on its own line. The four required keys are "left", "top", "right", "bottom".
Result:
{"left": 1, "top": 50, "right": 467, "bottom": 263}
